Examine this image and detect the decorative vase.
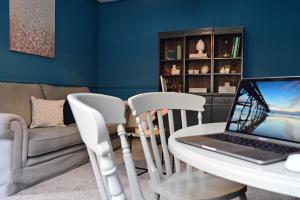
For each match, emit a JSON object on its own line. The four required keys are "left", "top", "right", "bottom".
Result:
{"left": 224, "top": 65, "right": 231, "bottom": 74}
{"left": 219, "top": 67, "right": 225, "bottom": 74}
{"left": 221, "top": 39, "right": 231, "bottom": 58}
{"left": 201, "top": 65, "right": 209, "bottom": 74}
{"left": 171, "top": 65, "right": 177, "bottom": 75}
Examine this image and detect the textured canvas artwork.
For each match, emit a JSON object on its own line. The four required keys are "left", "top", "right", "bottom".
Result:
{"left": 10, "top": 0, "right": 55, "bottom": 58}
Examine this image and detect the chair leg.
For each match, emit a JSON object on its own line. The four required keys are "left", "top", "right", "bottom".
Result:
{"left": 239, "top": 193, "right": 247, "bottom": 200}
{"left": 154, "top": 193, "right": 160, "bottom": 200}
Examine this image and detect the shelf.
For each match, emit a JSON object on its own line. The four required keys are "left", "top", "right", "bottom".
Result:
{"left": 162, "top": 74, "right": 183, "bottom": 78}
{"left": 214, "top": 57, "right": 242, "bottom": 60}
{"left": 187, "top": 74, "right": 211, "bottom": 76}
{"left": 191, "top": 92, "right": 236, "bottom": 97}
{"left": 186, "top": 58, "right": 211, "bottom": 61}
{"left": 216, "top": 92, "right": 236, "bottom": 95}
{"left": 214, "top": 73, "right": 241, "bottom": 76}
{"left": 189, "top": 92, "right": 211, "bottom": 96}
{"left": 160, "top": 59, "right": 183, "bottom": 62}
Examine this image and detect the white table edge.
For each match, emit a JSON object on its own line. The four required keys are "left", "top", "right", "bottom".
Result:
{"left": 168, "top": 122, "right": 300, "bottom": 198}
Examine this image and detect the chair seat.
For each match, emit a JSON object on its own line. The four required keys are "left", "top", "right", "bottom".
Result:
{"left": 28, "top": 125, "right": 83, "bottom": 157}
{"left": 149, "top": 171, "right": 246, "bottom": 200}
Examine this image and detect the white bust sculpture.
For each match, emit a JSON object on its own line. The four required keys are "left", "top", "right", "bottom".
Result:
{"left": 189, "top": 39, "right": 208, "bottom": 58}
{"left": 196, "top": 39, "right": 205, "bottom": 54}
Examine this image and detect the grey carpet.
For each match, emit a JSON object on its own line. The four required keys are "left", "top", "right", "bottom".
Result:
{"left": 2, "top": 138, "right": 299, "bottom": 200}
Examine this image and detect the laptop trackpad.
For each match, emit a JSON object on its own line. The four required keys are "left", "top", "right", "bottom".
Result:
{"left": 201, "top": 140, "right": 247, "bottom": 153}
{"left": 236, "top": 149, "right": 284, "bottom": 161}
{"left": 202, "top": 140, "right": 284, "bottom": 161}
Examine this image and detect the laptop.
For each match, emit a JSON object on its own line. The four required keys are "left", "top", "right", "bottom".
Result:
{"left": 176, "top": 77, "right": 300, "bottom": 164}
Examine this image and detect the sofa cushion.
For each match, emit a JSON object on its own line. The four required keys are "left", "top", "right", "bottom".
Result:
{"left": 30, "top": 96, "right": 65, "bottom": 128}
{"left": 41, "top": 84, "right": 90, "bottom": 100}
{"left": 0, "top": 82, "right": 44, "bottom": 126}
{"left": 28, "top": 125, "right": 83, "bottom": 157}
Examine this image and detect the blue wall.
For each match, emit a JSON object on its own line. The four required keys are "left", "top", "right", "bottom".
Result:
{"left": 0, "top": 0, "right": 99, "bottom": 88}
{"left": 98, "top": 0, "right": 300, "bottom": 99}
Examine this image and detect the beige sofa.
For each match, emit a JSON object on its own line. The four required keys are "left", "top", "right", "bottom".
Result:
{"left": 0, "top": 82, "right": 121, "bottom": 197}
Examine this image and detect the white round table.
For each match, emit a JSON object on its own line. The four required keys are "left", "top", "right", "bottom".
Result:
{"left": 168, "top": 122, "right": 300, "bottom": 198}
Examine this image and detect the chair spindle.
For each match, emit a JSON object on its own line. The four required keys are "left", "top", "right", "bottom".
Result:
{"left": 157, "top": 110, "right": 172, "bottom": 176}
{"left": 168, "top": 110, "right": 181, "bottom": 174}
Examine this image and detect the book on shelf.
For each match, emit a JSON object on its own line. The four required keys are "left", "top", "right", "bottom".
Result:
{"left": 218, "top": 86, "right": 236, "bottom": 93}
{"left": 189, "top": 88, "right": 208, "bottom": 93}
{"left": 234, "top": 37, "right": 240, "bottom": 57}
{"left": 231, "top": 37, "right": 240, "bottom": 58}
{"left": 219, "top": 91, "right": 236, "bottom": 94}
{"left": 160, "top": 76, "right": 167, "bottom": 92}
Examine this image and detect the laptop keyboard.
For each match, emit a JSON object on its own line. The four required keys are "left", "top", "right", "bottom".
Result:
{"left": 204, "top": 134, "right": 300, "bottom": 155}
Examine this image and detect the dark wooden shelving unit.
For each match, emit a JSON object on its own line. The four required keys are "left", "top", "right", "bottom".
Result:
{"left": 158, "top": 27, "right": 244, "bottom": 123}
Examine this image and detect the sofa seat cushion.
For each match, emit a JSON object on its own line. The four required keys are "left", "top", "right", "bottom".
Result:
{"left": 28, "top": 126, "right": 83, "bottom": 157}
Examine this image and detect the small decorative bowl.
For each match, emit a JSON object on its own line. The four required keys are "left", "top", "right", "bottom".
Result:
{"left": 175, "top": 70, "right": 180, "bottom": 75}
{"left": 188, "top": 69, "right": 194, "bottom": 74}
{"left": 193, "top": 69, "right": 200, "bottom": 74}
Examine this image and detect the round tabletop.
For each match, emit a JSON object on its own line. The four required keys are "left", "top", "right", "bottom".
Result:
{"left": 168, "top": 122, "right": 300, "bottom": 198}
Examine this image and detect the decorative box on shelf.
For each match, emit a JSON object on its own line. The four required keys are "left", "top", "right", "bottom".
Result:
{"left": 189, "top": 88, "right": 208, "bottom": 93}
{"left": 218, "top": 86, "right": 236, "bottom": 93}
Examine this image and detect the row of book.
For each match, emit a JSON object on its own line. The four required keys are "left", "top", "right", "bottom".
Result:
{"left": 218, "top": 86, "right": 236, "bottom": 93}
{"left": 231, "top": 37, "right": 240, "bottom": 58}
{"left": 189, "top": 88, "right": 208, "bottom": 93}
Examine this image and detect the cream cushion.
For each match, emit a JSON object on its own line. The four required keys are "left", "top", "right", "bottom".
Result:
{"left": 30, "top": 96, "right": 65, "bottom": 128}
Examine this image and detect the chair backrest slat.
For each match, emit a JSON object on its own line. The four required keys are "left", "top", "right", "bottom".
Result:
{"left": 180, "top": 110, "right": 193, "bottom": 173}
{"left": 168, "top": 110, "right": 181, "bottom": 174}
{"left": 157, "top": 110, "right": 172, "bottom": 176}
{"left": 68, "top": 93, "right": 145, "bottom": 200}
{"left": 136, "top": 116, "right": 161, "bottom": 184}
{"left": 198, "top": 111, "right": 203, "bottom": 125}
{"left": 146, "top": 112, "right": 163, "bottom": 177}
{"left": 181, "top": 110, "right": 187, "bottom": 128}
{"left": 129, "top": 92, "right": 206, "bottom": 182}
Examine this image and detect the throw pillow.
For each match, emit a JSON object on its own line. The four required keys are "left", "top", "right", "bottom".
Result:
{"left": 30, "top": 96, "right": 65, "bottom": 128}
{"left": 63, "top": 100, "right": 76, "bottom": 125}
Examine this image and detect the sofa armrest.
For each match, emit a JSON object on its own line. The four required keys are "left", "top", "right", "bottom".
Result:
{"left": 0, "top": 113, "right": 28, "bottom": 169}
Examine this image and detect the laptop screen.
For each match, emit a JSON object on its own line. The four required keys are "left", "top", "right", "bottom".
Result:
{"left": 226, "top": 77, "right": 300, "bottom": 144}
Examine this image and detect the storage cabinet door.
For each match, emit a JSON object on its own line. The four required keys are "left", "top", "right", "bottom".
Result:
{"left": 212, "top": 97, "right": 234, "bottom": 122}
{"left": 212, "top": 105, "right": 232, "bottom": 122}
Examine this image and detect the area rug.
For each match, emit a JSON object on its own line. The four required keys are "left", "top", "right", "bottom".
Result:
{"left": 2, "top": 138, "right": 299, "bottom": 200}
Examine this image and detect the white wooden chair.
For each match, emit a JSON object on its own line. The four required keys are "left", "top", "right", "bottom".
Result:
{"left": 68, "top": 93, "right": 144, "bottom": 200}
{"left": 128, "top": 92, "right": 247, "bottom": 200}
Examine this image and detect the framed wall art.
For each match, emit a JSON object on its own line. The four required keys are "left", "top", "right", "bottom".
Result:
{"left": 10, "top": 0, "right": 55, "bottom": 58}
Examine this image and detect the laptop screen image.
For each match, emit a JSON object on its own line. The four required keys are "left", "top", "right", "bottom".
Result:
{"left": 226, "top": 78, "right": 300, "bottom": 144}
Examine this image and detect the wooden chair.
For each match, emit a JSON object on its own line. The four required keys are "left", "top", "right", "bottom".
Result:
{"left": 128, "top": 92, "right": 247, "bottom": 200}
{"left": 68, "top": 93, "right": 144, "bottom": 200}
